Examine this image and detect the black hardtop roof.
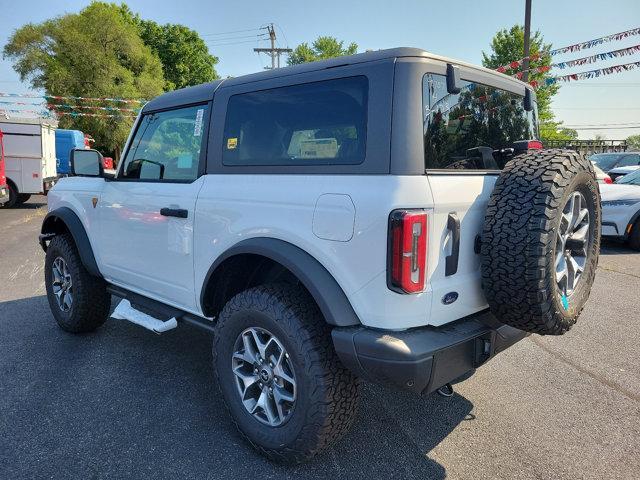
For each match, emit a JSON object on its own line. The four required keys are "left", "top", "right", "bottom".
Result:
{"left": 142, "top": 47, "right": 522, "bottom": 113}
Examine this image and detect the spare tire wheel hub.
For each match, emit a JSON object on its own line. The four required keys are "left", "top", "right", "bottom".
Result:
{"left": 555, "top": 191, "right": 590, "bottom": 297}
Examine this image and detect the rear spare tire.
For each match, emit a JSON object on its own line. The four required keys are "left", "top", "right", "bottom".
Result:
{"left": 481, "top": 149, "right": 600, "bottom": 335}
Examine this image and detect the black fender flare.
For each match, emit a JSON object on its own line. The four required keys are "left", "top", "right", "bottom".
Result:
{"left": 40, "top": 207, "right": 102, "bottom": 278}
{"left": 200, "top": 238, "right": 361, "bottom": 327}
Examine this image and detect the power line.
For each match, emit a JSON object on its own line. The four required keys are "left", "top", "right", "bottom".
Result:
{"left": 570, "top": 126, "right": 640, "bottom": 130}
{"left": 205, "top": 33, "right": 269, "bottom": 43}
{"left": 208, "top": 38, "right": 270, "bottom": 48}
{"left": 200, "top": 27, "right": 264, "bottom": 37}
{"left": 253, "top": 24, "right": 291, "bottom": 69}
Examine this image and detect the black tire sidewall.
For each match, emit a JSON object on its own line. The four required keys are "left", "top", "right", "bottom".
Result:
{"left": 45, "top": 238, "right": 78, "bottom": 327}
{"left": 550, "top": 171, "right": 600, "bottom": 320}
{"left": 214, "top": 306, "right": 318, "bottom": 450}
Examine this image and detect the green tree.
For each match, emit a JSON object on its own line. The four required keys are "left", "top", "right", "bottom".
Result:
{"left": 625, "top": 134, "right": 640, "bottom": 150}
{"left": 539, "top": 122, "right": 578, "bottom": 141}
{"left": 482, "top": 25, "right": 570, "bottom": 142}
{"left": 3, "top": 1, "right": 164, "bottom": 158}
{"left": 288, "top": 36, "right": 357, "bottom": 65}
{"left": 120, "top": 6, "right": 219, "bottom": 91}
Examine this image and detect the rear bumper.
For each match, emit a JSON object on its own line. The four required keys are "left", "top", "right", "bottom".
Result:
{"left": 332, "top": 310, "right": 528, "bottom": 394}
{"left": 0, "top": 185, "right": 9, "bottom": 205}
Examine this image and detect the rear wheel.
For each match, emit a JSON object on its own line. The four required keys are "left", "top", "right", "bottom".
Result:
{"left": 628, "top": 219, "right": 640, "bottom": 251}
{"left": 0, "top": 183, "right": 17, "bottom": 208}
{"left": 212, "top": 283, "right": 360, "bottom": 464}
{"left": 16, "top": 193, "right": 31, "bottom": 204}
{"left": 44, "top": 234, "right": 111, "bottom": 333}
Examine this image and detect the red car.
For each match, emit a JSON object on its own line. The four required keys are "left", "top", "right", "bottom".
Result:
{"left": 0, "top": 130, "right": 10, "bottom": 206}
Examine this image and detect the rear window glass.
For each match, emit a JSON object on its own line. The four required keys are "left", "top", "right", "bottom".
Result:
{"left": 222, "top": 76, "right": 368, "bottom": 166}
{"left": 423, "top": 74, "right": 538, "bottom": 170}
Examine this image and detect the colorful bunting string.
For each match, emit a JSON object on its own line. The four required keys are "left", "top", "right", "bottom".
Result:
{"left": 0, "top": 99, "right": 140, "bottom": 113}
{"left": 550, "top": 27, "right": 640, "bottom": 56}
{"left": 553, "top": 43, "right": 640, "bottom": 69}
{"left": 0, "top": 108, "right": 136, "bottom": 118}
{"left": 0, "top": 92, "right": 146, "bottom": 104}
{"left": 528, "top": 61, "right": 640, "bottom": 88}
{"left": 495, "top": 53, "right": 541, "bottom": 73}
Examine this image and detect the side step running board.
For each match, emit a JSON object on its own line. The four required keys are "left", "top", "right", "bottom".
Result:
{"left": 111, "top": 299, "right": 178, "bottom": 334}
{"left": 106, "top": 284, "right": 216, "bottom": 334}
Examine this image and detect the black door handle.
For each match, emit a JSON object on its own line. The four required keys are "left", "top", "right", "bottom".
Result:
{"left": 445, "top": 213, "right": 460, "bottom": 276}
{"left": 160, "top": 207, "right": 188, "bottom": 218}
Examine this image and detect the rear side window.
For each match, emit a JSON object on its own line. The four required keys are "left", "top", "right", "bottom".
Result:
{"left": 423, "top": 74, "right": 538, "bottom": 170}
{"left": 222, "top": 76, "right": 368, "bottom": 166}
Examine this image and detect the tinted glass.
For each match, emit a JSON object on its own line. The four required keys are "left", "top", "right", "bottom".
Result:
{"left": 617, "top": 168, "right": 640, "bottom": 185}
{"left": 222, "top": 76, "right": 368, "bottom": 166}
{"left": 615, "top": 154, "right": 640, "bottom": 167}
{"left": 72, "top": 149, "right": 101, "bottom": 176}
{"left": 121, "top": 105, "right": 208, "bottom": 181}
{"left": 423, "top": 74, "right": 538, "bottom": 170}
{"left": 590, "top": 154, "right": 622, "bottom": 171}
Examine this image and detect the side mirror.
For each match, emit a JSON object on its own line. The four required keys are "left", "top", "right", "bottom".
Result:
{"left": 70, "top": 148, "right": 104, "bottom": 177}
{"left": 446, "top": 64, "right": 462, "bottom": 94}
{"left": 524, "top": 88, "right": 536, "bottom": 112}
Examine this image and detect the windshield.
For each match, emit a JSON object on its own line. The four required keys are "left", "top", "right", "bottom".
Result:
{"left": 423, "top": 74, "right": 538, "bottom": 170}
{"left": 590, "top": 153, "right": 634, "bottom": 170}
{"left": 616, "top": 168, "right": 640, "bottom": 185}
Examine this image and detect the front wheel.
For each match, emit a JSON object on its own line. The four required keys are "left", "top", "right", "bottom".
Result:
{"left": 44, "top": 234, "right": 111, "bottom": 333}
{"left": 212, "top": 284, "right": 360, "bottom": 464}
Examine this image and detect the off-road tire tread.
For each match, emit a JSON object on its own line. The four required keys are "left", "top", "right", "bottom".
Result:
{"left": 212, "top": 283, "right": 360, "bottom": 464}
{"left": 481, "top": 149, "right": 600, "bottom": 335}
{"left": 45, "top": 234, "right": 110, "bottom": 333}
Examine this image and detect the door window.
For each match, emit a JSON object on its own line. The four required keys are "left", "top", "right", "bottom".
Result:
{"left": 121, "top": 105, "right": 208, "bottom": 181}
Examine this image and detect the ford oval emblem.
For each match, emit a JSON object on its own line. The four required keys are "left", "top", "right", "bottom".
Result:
{"left": 442, "top": 292, "right": 459, "bottom": 305}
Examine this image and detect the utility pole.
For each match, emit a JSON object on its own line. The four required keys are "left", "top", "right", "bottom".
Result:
{"left": 522, "top": 0, "right": 532, "bottom": 82}
{"left": 254, "top": 24, "right": 292, "bottom": 69}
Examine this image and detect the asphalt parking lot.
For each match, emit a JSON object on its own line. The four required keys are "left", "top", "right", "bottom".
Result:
{"left": 1, "top": 196, "right": 639, "bottom": 479}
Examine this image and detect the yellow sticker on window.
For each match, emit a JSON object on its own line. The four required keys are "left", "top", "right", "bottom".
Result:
{"left": 227, "top": 138, "right": 238, "bottom": 149}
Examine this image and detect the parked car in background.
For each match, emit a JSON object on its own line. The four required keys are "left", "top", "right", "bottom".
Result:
{"left": 0, "top": 130, "right": 9, "bottom": 206}
{"left": 590, "top": 152, "right": 640, "bottom": 174}
{"left": 0, "top": 118, "right": 58, "bottom": 207}
{"left": 593, "top": 164, "right": 612, "bottom": 184}
{"left": 600, "top": 168, "right": 640, "bottom": 250}
{"left": 609, "top": 165, "right": 640, "bottom": 182}
{"left": 55, "top": 129, "right": 85, "bottom": 176}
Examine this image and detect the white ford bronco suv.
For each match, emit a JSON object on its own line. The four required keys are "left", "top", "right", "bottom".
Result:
{"left": 40, "top": 48, "right": 600, "bottom": 463}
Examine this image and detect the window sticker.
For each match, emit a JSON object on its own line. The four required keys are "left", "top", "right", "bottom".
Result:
{"left": 193, "top": 108, "right": 204, "bottom": 136}
{"left": 227, "top": 137, "right": 238, "bottom": 149}
{"left": 177, "top": 154, "right": 192, "bottom": 169}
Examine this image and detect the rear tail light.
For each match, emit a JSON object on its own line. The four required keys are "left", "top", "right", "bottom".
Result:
{"left": 388, "top": 210, "right": 427, "bottom": 294}
{"left": 603, "top": 175, "right": 613, "bottom": 184}
{"left": 526, "top": 140, "right": 543, "bottom": 150}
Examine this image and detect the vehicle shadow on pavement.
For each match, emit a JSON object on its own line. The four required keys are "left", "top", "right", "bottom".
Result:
{"left": 9, "top": 201, "right": 47, "bottom": 210}
{"left": 0, "top": 295, "right": 472, "bottom": 480}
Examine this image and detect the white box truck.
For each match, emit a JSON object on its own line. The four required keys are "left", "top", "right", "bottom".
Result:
{"left": 0, "top": 118, "right": 58, "bottom": 207}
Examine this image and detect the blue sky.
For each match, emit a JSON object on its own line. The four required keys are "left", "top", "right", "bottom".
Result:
{"left": 0, "top": 0, "right": 638, "bottom": 139}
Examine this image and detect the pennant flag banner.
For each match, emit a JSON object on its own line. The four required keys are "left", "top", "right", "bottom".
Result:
{"left": 550, "top": 27, "right": 640, "bottom": 56}
{"left": 515, "top": 44, "right": 640, "bottom": 78}
{"left": 495, "top": 53, "right": 540, "bottom": 73}
{"left": 0, "top": 108, "right": 136, "bottom": 118}
{"left": 553, "top": 44, "right": 640, "bottom": 69}
{"left": 0, "top": 92, "right": 146, "bottom": 104}
{"left": 0, "top": 99, "right": 140, "bottom": 113}
{"left": 528, "top": 61, "right": 640, "bottom": 88}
